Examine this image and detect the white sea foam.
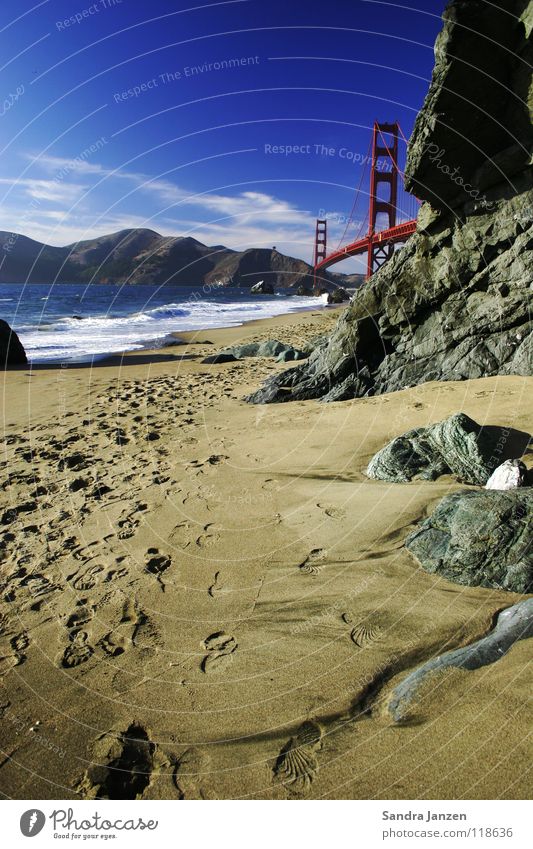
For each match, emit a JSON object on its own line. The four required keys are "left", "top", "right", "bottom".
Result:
{"left": 18, "top": 294, "right": 324, "bottom": 363}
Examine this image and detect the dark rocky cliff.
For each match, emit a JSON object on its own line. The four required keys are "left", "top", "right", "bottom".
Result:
{"left": 0, "top": 319, "right": 27, "bottom": 367}
{"left": 248, "top": 0, "right": 533, "bottom": 404}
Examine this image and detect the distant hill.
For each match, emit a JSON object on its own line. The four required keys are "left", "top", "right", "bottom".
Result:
{"left": 0, "top": 228, "right": 361, "bottom": 290}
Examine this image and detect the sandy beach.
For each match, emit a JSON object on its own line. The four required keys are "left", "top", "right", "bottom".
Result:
{"left": 0, "top": 306, "right": 531, "bottom": 800}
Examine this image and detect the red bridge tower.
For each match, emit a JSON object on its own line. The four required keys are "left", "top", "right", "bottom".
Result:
{"left": 312, "top": 120, "right": 417, "bottom": 283}
{"left": 313, "top": 218, "right": 327, "bottom": 292}
{"left": 367, "top": 122, "right": 399, "bottom": 277}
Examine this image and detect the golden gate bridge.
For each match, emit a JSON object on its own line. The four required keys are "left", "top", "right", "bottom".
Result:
{"left": 313, "top": 121, "right": 419, "bottom": 288}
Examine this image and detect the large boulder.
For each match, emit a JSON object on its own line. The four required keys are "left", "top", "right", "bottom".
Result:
{"left": 327, "top": 288, "right": 349, "bottom": 304}
{"left": 405, "top": 488, "right": 533, "bottom": 592}
{"left": 247, "top": 0, "right": 533, "bottom": 404}
{"left": 366, "top": 413, "right": 524, "bottom": 485}
{"left": 222, "top": 340, "right": 303, "bottom": 359}
{"left": 0, "top": 319, "right": 27, "bottom": 367}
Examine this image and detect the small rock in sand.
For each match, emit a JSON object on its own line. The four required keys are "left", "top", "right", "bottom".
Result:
{"left": 201, "top": 353, "right": 238, "bottom": 364}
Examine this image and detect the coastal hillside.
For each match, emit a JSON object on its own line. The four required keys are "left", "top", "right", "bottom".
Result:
{"left": 248, "top": 0, "right": 533, "bottom": 403}
{"left": 0, "top": 228, "right": 351, "bottom": 289}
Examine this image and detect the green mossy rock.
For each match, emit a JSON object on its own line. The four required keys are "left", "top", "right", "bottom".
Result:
{"left": 405, "top": 489, "right": 533, "bottom": 592}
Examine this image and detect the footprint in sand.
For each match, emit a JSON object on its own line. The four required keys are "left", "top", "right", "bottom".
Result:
{"left": 169, "top": 522, "right": 191, "bottom": 550}
{"left": 0, "top": 631, "right": 30, "bottom": 674}
{"left": 298, "top": 549, "right": 327, "bottom": 576}
{"left": 173, "top": 748, "right": 211, "bottom": 799}
{"left": 101, "top": 597, "right": 158, "bottom": 658}
{"left": 113, "top": 427, "right": 131, "bottom": 445}
{"left": 117, "top": 503, "right": 148, "bottom": 540}
{"left": 274, "top": 721, "right": 323, "bottom": 792}
{"left": 131, "top": 605, "right": 161, "bottom": 651}
{"left": 117, "top": 519, "right": 138, "bottom": 540}
{"left": 89, "top": 482, "right": 113, "bottom": 501}
{"left": 104, "top": 565, "right": 129, "bottom": 583}
{"left": 68, "top": 477, "right": 92, "bottom": 493}
{"left": 341, "top": 609, "right": 383, "bottom": 647}
{"left": 99, "top": 630, "right": 127, "bottom": 658}
{"left": 262, "top": 478, "right": 281, "bottom": 492}
{"left": 66, "top": 603, "right": 94, "bottom": 629}
{"left": 185, "top": 459, "right": 203, "bottom": 477}
{"left": 72, "top": 564, "right": 104, "bottom": 592}
{"left": 72, "top": 541, "right": 99, "bottom": 561}
{"left": 196, "top": 524, "right": 221, "bottom": 548}
{"left": 78, "top": 722, "right": 155, "bottom": 799}
{"left": 144, "top": 549, "right": 172, "bottom": 585}
{"left": 349, "top": 621, "right": 382, "bottom": 648}
{"left": 58, "top": 451, "right": 90, "bottom": 472}
{"left": 317, "top": 503, "right": 346, "bottom": 520}
{"left": 201, "top": 631, "right": 237, "bottom": 673}
{"left": 208, "top": 571, "right": 225, "bottom": 598}
{"left": 151, "top": 472, "right": 170, "bottom": 486}
{"left": 61, "top": 630, "right": 94, "bottom": 668}
{"left": 205, "top": 454, "right": 229, "bottom": 466}
{"left": 10, "top": 631, "right": 30, "bottom": 659}
{"left": 20, "top": 573, "right": 58, "bottom": 601}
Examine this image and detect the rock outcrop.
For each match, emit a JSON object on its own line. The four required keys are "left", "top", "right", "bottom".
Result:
{"left": 405, "top": 488, "right": 533, "bottom": 592}
{"left": 221, "top": 340, "right": 308, "bottom": 360}
{"left": 366, "top": 413, "right": 523, "bottom": 485}
{"left": 327, "top": 288, "right": 349, "bottom": 304}
{"left": 247, "top": 0, "right": 533, "bottom": 404}
{"left": 201, "top": 353, "right": 238, "bottom": 364}
{"left": 276, "top": 348, "right": 307, "bottom": 362}
{"left": 0, "top": 319, "right": 28, "bottom": 367}
{"left": 388, "top": 598, "right": 533, "bottom": 722}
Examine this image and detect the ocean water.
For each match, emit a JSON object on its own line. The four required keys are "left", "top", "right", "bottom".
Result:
{"left": 0, "top": 282, "right": 325, "bottom": 364}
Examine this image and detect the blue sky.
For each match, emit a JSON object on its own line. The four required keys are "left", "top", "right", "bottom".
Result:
{"left": 0, "top": 0, "right": 445, "bottom": 269}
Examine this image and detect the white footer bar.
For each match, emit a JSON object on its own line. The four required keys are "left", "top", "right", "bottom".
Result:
{"left": 4, "top": 799, "right": 530, "bottom": 849}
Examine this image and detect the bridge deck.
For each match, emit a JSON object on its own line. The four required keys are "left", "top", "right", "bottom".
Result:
{"left": 315, "top": 219, "right": 417, "bottom": 272}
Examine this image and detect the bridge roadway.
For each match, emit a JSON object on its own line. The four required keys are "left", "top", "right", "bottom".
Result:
{"left": 314, "top": 218, "right": 417, "bottom": 273}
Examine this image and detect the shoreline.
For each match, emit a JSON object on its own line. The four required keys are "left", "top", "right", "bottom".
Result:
{"left": 13, "top": 304, "right": 344, "bottom": 371}
{"left": 4, "top": 282, "right": 342, "bottom": 367}
{"left": 0, "top": 304, "right": 531, "bottom": 800}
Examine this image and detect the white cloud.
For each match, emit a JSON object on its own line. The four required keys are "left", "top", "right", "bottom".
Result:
{"left": 21, "top": 150, "right": 318, "bottom": 223}
{"left": 5, "top": 152, "right": 366, "bottom": 270}
{"left": 0, "top": 177, "right": 86, "bottom": 204}
{"left": 0, "top": 203, "right": 154, "bottom": 247}
{"left": 29, "top": 153, "right": 106, "bottom": 176}
{"left": 161, "top": 210, "right": 366, "bottom": 272}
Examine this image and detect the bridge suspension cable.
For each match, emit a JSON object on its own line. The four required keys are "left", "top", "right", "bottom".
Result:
{"left": 313, "top": 119, "right": 419, "bottom": 286}
{"left": 377, "top": 124, "right": 418, "bottom": 223}
{"left": 334, "top": 135, "right": 372, "bottom": 253}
